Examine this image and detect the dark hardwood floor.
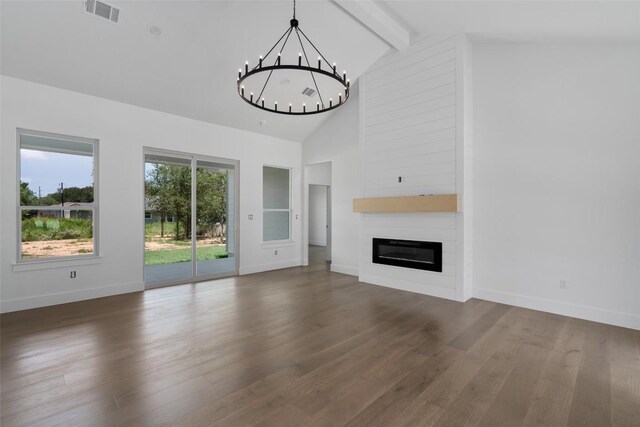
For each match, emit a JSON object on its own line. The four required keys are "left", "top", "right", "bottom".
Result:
{"left": 1, "top": 246, "right": 639, "bottom": 426}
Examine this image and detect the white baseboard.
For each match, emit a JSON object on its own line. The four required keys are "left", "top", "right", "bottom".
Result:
{"left": 308, "top": 240, "right": 327, "bottom": 247}
{"left": 239, "top": 259, "right": 301, "bottom": 275}
{"left": 1, "top": 281, "right": 143, "bottom": 313}
{"left": 474, "top": 287, "right": 640, "bottom": 331}
{"left": 359, "top": 273, "right": 457, "bottom": 301}
{"left": 331, "top": 264, "right": 359, "bottom": 276}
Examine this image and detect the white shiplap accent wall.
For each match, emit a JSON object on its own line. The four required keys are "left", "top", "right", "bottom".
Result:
{"left": 359, "top": 34, "right": 472, "bottom": 301}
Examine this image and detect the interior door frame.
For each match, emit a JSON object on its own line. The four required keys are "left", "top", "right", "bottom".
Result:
{"left": 325, "top": 185, "right": 331, "bottom": 261}
{"left": 142, "top": 147, "right": 240, "bottom": 289}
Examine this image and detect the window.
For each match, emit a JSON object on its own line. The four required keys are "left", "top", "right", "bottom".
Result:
{"left": 18, "top": 130, "right": 98, "bottom": 261}
{"left": 263, "top": 166, "right": 291, "bottom": 241}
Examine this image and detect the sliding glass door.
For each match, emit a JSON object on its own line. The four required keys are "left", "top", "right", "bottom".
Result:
{"left": 144, "top": 150, "right": 238, "bottom": 287}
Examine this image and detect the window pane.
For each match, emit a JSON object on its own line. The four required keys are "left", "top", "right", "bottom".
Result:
{"left": 263, "top": 211, "right": 290, "bottom": 241}
{"left": 20, "top": 134, "right": 94, "bottom": 207}
{"left": 21, "top": 210, "right": 93, "bottom": 259}
{"left": 263, "top": 166, "right": 290, "bottom": 209}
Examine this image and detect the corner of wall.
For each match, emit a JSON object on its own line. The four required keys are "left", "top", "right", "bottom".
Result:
{"left": 455, "top": 34, "right": 474, "bottom": 302}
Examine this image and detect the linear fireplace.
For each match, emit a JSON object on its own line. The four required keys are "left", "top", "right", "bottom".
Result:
{"left": 372, "top": 238, "right": 442, "bottom": 272}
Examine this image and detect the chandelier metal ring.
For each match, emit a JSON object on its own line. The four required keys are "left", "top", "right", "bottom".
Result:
{"left": 238, "top": 65, "right": 349, "bottom": 115}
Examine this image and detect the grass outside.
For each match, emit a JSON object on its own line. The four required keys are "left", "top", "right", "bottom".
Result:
{"left": 145, "top": 220, "right": 229, "bottom": 265}
{"left": 145, "top": 221, "right": 177, "bottom": 240}
{"left": 22, "top": 217, "right": 92, "bottom": 242}
{"left": 145, "top": 245, "right": 227, "bottom": 266}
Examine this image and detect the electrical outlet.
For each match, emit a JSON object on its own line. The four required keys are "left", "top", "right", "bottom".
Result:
{"left": 248, "top": 214, "right": 253, "bottom": 220}
{"left": 398, "top": 176, "right": 403, "bottom": 183}
{"left": 70, "top": 271, "right": 77, "bottom": 279}
{"left": 560, "top": 279, "right": 568, "bottom": 289}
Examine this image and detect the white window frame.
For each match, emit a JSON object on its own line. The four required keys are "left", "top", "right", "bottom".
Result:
{"left": 16, "top": 128, "right": 99, "bottom": 263}
{"left": 262, "top": 165, "right": 292, "bottom": 243}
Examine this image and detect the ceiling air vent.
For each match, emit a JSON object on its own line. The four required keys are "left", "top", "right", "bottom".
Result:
{"left": 302, "top": 87, "right": 317, "bottom": 97}
{"left": 85, "top": 0, "right": 120, "bottom": 23}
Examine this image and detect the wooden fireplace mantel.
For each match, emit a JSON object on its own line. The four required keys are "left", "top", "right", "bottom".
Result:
{"left": 352, "top": 194, "right": 458, "bottom": 213}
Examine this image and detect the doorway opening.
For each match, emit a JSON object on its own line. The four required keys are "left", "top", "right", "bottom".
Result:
{"left": 143, "top": 149, "right": 239, "bottom": 287}
{"left": 304, "top": 161, "right": 332, "bottom": 267}
{"left": 308, "top": 184, "right": 331, "bottom": 266}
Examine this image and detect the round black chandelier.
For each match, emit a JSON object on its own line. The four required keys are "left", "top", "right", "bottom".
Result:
{"left": 237, "top": 0, "right": 350, "bottom": 116}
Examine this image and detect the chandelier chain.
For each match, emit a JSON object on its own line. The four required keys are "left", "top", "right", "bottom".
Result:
{"left": 293, "top": 0, "right": 296, "bottom": 19}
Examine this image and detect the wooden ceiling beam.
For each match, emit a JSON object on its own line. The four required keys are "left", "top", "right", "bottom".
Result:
{"left": 333, "top": 0, "right": 410, "bottom": 51}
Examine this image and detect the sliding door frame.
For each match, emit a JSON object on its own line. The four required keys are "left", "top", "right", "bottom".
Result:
{"left": 142, "top": 147, "right": 240, "bottom": 289}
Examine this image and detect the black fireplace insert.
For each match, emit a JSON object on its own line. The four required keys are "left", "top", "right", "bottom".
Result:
{"left": 372, "top": 238, "right": 442, "bottom": 272}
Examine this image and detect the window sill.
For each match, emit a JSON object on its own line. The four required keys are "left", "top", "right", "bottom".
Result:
{"left": 261, "top": 241, "right": 295, "bottom": 249}
{"left": 12, "top": 256, "right": 102, "bottom": 272}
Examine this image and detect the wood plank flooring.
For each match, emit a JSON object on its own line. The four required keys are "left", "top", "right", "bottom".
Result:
{"left": 1, "top": 247, "right": 639, "bottom": 426}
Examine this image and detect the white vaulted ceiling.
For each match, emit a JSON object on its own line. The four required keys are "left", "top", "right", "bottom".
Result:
{"left": 0, "top": 0, "right": 389, "bottom": 142}
{"left": 375, "top": 0, "right": 640, "bottom": 43}
{"left": 2, "top": 1, "right": 637, "bottom": 142}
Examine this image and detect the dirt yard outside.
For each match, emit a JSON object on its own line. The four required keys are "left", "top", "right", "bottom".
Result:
{"left": 22, "top": 239, "right": 93, "bottom": 258}
{"left": 22, "top": 237, "right": 226, "bottom": 259}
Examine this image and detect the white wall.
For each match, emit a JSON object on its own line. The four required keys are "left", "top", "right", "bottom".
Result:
{"left": 303, "top": 86, "right": 361, "bottom": 276}
{"left": 309, "top": 185, "right": 327, "bottom": 246}
{"left": 0, "top": 76, "right": 302, "bottom": 312}
{"left": 359, "top": 35, "right": 473, "bottom": 301}
{"left": 307, "top": 162, "right": 331, "bottom": 186}
{"left": 473, "top": 43, "right": 640, "bottom": 329}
